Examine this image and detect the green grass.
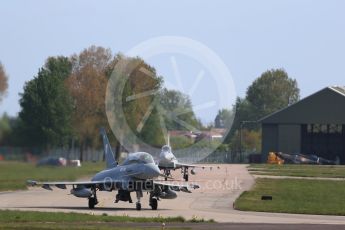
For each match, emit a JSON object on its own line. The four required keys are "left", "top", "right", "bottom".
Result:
{"left": 248, "top": 164, "right": 345, "bottom": 178}
{"left": 0, "top": 224, "right": 146, "bottom": 230}
{"left": 0, "top": 210, "right": 186, "bottom": 223}
{"left": 235, "top": 178, "right": 345, "bottom": 215}
{"left": 0, "top": 161, "right": 105, "bottom": 191}
{"left": 0, "top": 210, "right": 210, "bottom": 229}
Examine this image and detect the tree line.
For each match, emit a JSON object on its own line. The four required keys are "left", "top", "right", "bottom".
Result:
{"left": 0, "top": 46, "right": 200, "bottom": 159}
{"left": 0, "top": 47, "right": 300, "bottom": 158}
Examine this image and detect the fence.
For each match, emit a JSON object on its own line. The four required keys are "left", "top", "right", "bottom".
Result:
{"left": 0, "top": 146, "right": 259, "bottom": 164}
{"left": 0, "top": 146, "right": 104, "bottom": 162}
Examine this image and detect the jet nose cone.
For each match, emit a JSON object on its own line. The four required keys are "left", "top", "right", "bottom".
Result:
{"left": 146, "top": 163, "right": 161, "bottom": 178}
{"left": 163, "top": 154, "right": 170, "bottom": 161}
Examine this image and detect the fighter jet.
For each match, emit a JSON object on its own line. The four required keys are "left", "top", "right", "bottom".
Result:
{"left": 276, "top": 152, "right": 336, "bottom": 165}
{"left": 27, "top": 129, "right": 199, "bottom": 211}
{"left": 158, "top": 144, "right": 214, "bottom": 182}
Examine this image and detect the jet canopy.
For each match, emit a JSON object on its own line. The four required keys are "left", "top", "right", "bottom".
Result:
{"left": 162, "top": 145, "right": 171, "bottom": 153}
{"left": 122, "top": 152, "right": 154, "bottom": 165}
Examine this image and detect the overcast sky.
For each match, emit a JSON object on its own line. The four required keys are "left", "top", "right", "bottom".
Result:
{"left": 0, "top": 0, "right": 344, "bottom": 123}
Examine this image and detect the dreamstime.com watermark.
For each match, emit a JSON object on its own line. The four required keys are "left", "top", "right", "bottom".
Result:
{"left": 105, "top": 36, "right": 237, "bottom": 160}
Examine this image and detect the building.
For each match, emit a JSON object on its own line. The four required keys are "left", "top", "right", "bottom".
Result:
{"left": 169, "top": 128, "right": 226, "bottom": 141}
{"left": 169, "top": 130, "right": 197, "bottom": 139}
{"left": 260, "top": 86, "right": 345, "bottom": 164}
{"left": 201, "top": 128, "right": 227, "bottom": 141}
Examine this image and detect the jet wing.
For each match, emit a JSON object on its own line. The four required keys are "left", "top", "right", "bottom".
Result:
{"left": 27, "top": 180, "right": 119, "bottom": 190}
{"left": 153, "top": 181, "right": 200, "bottom": 193}
{"left": 175, "top": 163, "right": 213, "bottom": 170}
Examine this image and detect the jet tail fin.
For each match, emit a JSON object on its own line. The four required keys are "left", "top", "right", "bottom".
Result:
{"left": 100, "top": 128, "right": 117, "bottom": 169}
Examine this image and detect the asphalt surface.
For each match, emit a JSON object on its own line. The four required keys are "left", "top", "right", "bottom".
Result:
{"left": 1, "top": 164, "right": 345, "bottom": 225}
{"left": 103, "top": 223, "right": 345, "bottom": 229}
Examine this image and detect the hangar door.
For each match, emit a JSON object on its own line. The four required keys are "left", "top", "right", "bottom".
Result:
{"left": 301, "top": 124, "right": 345, "bottom": 164}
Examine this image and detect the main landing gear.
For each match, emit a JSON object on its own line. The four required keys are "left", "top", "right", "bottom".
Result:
{"left": 182, "top": 167, "right": 189, "bottom": 181}
{"left": 114, "top": 190, "right": 159, "bottom": 211}
{"left": 149, "top": 192, "right": 158, "bottom": 210}
{"left": 136, "top": 190, "right": 159, "bottom": 211}
{"left": 88, "top": 187, "right": 98, "bottom": 209}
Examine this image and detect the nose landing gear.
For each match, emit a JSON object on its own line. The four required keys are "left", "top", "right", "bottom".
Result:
{"left": 135, "top": 190, "right": 143, "bottom": 211}
{"left": 182, "top": 167, "right": 189, "bottom": 181}
{"left": 150, "top": 197, "right": 158, "bottom": 210}
{"left": 163, "top": 169, "right": 171, "bottom": 181}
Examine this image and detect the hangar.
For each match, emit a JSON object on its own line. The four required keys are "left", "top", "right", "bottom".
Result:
{"left": 260, "top": 86, "right": 345, "bottom": 164}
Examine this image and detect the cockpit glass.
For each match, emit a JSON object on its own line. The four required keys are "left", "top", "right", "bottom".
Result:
{"left": 139, "top": 152, "right": 154, "bottom": 164}
{"left": 122, "top": 152, "right": 154, "bottom": 165}
{"left": 162, "top": 145, "right": 171, "bottom": 152}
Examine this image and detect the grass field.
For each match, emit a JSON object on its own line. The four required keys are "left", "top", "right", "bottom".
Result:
{"left": 235, "top": 178, "right": 345, "bottom": 215}
{"left": 0, "top": 161, "right": 105, "bottom": 191}
{"left": 0, "top": 210, "right": 211, "bottom": 229}
{"left": 248, "top": 164, "right": 345, "bottom": 178}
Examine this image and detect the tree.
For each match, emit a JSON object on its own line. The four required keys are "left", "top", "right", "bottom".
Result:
{"left": 225, "top": 69, "right": 300, "bottom": 149}
{"left": 0, "top": 62, "right": 8, "bottom": 103}
{"left": 0, "top": 113, "right": 11, "bottom": 144}
{"left": 225, "top": 97, "right": 255, "bottom": 142}
{"left": 215, "top": 109, "right": 233, "bottom": 128}
{"left": 116, "top": 56, "right": 164, "bottom": 148}
{"left": 66, "top": 46, "right": 113, "bottom": 159}
{"left": 229, "top": 129, "right": 261, "bottom": 153}
{"left": 246, "top": 68, "right": 300, "bottom": 120}
{"left": 19, "top": 56, "right": 73, "bottom": 147}
{"left": 158, "top": 88, "right": 201, "bottom": 131}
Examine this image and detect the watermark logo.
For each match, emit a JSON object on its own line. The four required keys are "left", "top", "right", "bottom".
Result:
{"left": 106, "top": 36, "right": 236, "bottom": 160}
{"left": 100, "top": 177, "right": 242, "bottom": 192}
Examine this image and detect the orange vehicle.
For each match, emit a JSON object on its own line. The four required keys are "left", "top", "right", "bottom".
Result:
{"left": 267, "top": 152, "right": 284, "bottom": 165}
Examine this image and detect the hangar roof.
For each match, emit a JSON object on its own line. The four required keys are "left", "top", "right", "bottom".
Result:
{"left": 260, "top": 86, "right": 345, "bottom": 124}
{"left": 331, "top": 86, "right": 345, "bottom": 96}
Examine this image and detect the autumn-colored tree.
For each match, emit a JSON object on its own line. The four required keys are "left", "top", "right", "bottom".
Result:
{"left": 0, "top": 62, "right": 9, "bottom": 103}
{"left": 111, "top": 56, "right": 165, "bottom": 148}
{"left": 108, "top": 56, "right": 204, "bottom": 149}
{"left": 66, "top": 46, "right": 167, "bottom": 159}
{"left": 66, "top": 46, "right": 113, "bottom": 159}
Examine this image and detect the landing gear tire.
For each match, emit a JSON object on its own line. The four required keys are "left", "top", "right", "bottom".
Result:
{"left": 88, "top": 187, "right": 98, "bottom": 209}
{"left": 136, "top": 202, "right": 142, "bottom": 211}
{"left": 88, "top": 197, "right": 96, "bottom": 209}
{"left": 150, "top": 198, "right": 158, "bottom": 210}
{"left": 135, "top": 190, "right": 143, "bottom": 211}
{"left": 183, "top": 174, "right": 189, "bottom": 182}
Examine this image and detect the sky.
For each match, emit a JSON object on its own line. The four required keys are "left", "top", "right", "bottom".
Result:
{"left": 0, "top": 0, "right": 345, "bottom": 124}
